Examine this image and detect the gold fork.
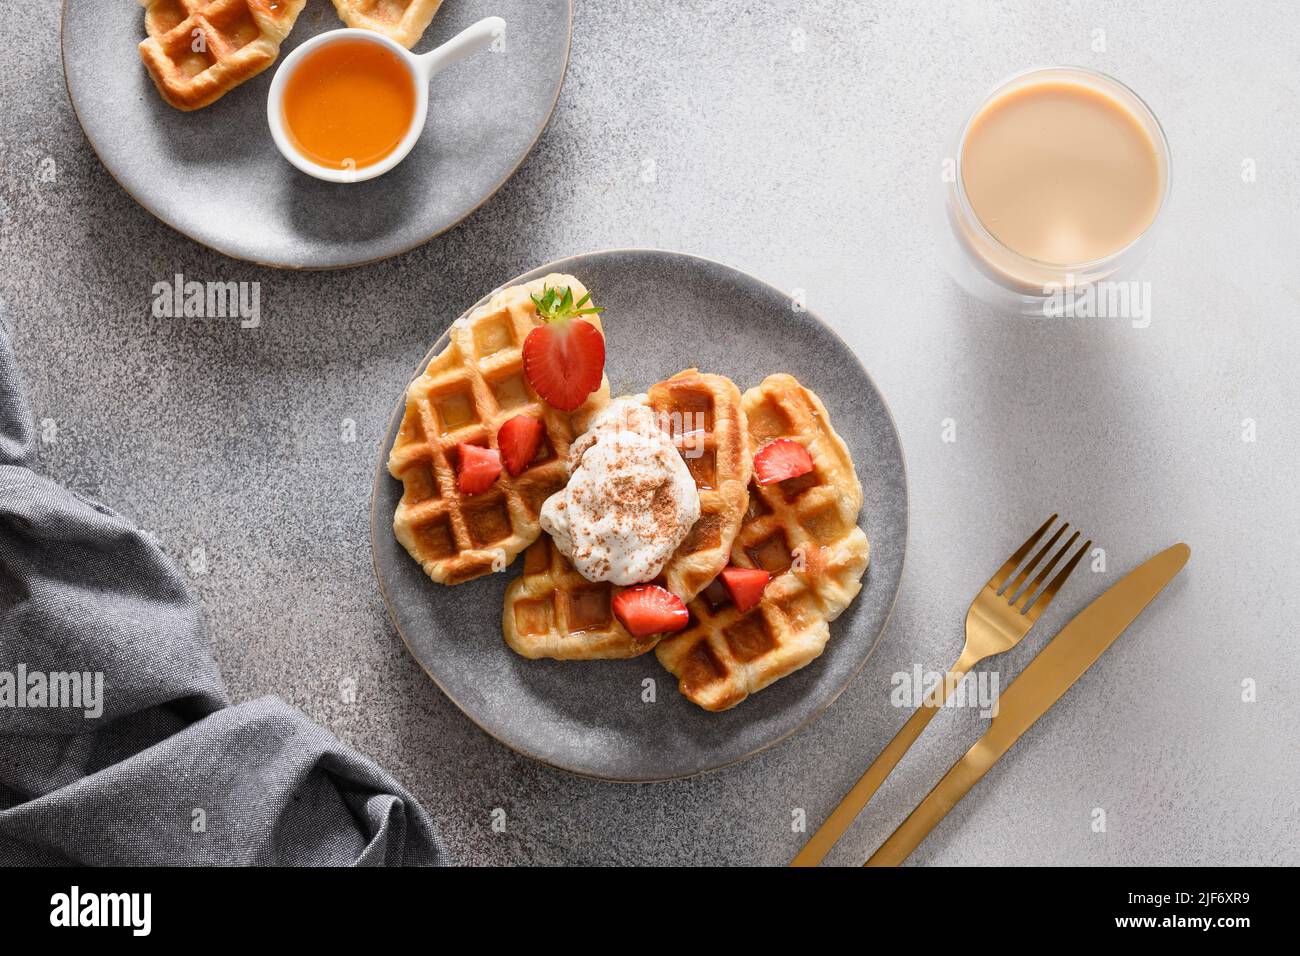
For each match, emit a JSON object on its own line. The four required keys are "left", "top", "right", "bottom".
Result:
{"left": 790, "top": 515, "right": 1091, "bottom": 867}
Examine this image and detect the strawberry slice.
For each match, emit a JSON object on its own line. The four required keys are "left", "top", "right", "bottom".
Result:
{"left": 613, "top": 585, "right": 689, "bottom": 637}
{"left": 523, "top": 318, "right": 604, "bottom": 412}
{"left": 456, "top": 442, "right": 501, "bottom": 495}
{"left": 523, "top": 285, "right": 606, "bottom": 412}
{"left": 753, "top": 438, "right": 814, "bottom": 486}
{"left": 721, "top": 567, "right": 770, "bottom": 612}
{"left": 497, "top": 414, "right": 544, "bottom": 475}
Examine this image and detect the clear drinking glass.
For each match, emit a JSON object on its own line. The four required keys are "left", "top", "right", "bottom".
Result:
{"left": 935, "top": 66, "right": 1172, "bottom": 315}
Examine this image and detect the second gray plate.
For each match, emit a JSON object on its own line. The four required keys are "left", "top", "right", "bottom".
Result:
{"left": 371, "top": 250, "right": 908, "bottom": 781}
{"left": 61, "top": 0, "right": 571, "bottom": 268}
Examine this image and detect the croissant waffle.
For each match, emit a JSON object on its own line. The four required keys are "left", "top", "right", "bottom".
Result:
{"left": 330, "top": 0, "right": 445, "bottom": 49}
{"left": 655, "top": 373, "right": 870, "bottom": 711}
{"left": 502, "top": 535, "right": 648, "bottom": 660}
{"left": 137, "top": 0, "right": 306, "bottom": 111}
{"left": 388, "top": 275, "right": 610, "bottom": 586}
{"left": 502, "top": 370, "right": 751, "bottom": 660}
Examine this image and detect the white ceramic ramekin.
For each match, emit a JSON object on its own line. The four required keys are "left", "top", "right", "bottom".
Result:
{"left": 267, "top": 17, "right": 505, "bottom": 183}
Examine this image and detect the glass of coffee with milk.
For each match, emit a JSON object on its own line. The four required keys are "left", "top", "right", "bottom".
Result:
{"left": 938, "top": 67, "right": 1171, "bottom": 317}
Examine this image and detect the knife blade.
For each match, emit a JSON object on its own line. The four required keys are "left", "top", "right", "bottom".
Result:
{"left": 865, "top": 542, "right": 1190, "bottom": 867}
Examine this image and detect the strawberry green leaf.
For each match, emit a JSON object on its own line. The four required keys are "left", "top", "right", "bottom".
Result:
{"left": 531, "top": 284, "right": 605, "bottom": 323}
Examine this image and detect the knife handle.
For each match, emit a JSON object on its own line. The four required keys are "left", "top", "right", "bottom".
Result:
{"left": 866, "top": 543, "right": 1191, "bottom": 866}
{"left": 791, "top": 650, "right": 978, "bottom": 867}
{"left": 865, "top": 743, "right": 993, "bottom": 866}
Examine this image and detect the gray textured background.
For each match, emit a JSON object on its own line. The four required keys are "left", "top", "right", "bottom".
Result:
{"left": 3, "top": 0, "right": 1297, "bottom": 865}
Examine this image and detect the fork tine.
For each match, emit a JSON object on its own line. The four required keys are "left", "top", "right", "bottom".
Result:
{"left": 1014, "top": 530, "right": 1079, "bottom": 610}
{"left": 1003, "top": 523, "right": 1068, "bottom": 600}
{"left": 1023, "top": 537, "right": 1092, "bottom": 619}
{"left": 988, "top": 514, "right": 1057, "bottom": 592}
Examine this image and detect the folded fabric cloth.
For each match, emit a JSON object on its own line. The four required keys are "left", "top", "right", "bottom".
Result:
{"left": 0, "top": 316, "right": 448, "bottom": 865}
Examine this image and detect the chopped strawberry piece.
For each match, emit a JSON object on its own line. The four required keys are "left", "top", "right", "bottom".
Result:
{"left": 753, "top": 438, "right": 814, "bottom": 486}
{"left": 721, "top": 567, "right": 770, "bottom": 612}
{"left": 456, "top": 442, "right": 501, "bottom": 495}
{"left": 497, "top": 414, "right": 545, "bottom": 475}
{"left": 522, "top": 318, "right": 605, "bottom": 412}
{"left": 612, "top": 585, "right": 689, "bottom": 637}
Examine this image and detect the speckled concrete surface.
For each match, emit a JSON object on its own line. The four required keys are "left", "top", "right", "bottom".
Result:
{"left": 3, "top": 0, "right": 1297, "bottom": 865}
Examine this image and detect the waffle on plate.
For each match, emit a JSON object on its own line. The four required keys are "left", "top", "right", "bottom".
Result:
{"left": 502, "top": 370, "right": 751, "bottom": 660}
{"left": 655, "top": 373, "right": 870, "bottom": 711}
{"left": 388, "top": 275, "right": 610, "bottom": 586}
{"left": 137, "top": 0, "right": 306, "bottom": 111}
{"left": 331, "top": 0, "right": 446, "bottom": 49}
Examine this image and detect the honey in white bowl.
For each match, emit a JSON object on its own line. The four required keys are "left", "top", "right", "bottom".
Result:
{"left": 281, "top": 38, "right": 417, "bottom": 171}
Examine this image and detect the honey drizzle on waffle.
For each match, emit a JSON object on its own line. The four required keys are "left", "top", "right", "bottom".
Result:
{"left": 388, "top": 275, "right": 610, "bottom": 586}
{"left": 138, "top": 0, "right": 307, "bottom": 111}
{"left": 504, "top": 536, "right": 653, "bottom": 660}
{"left": 502, "top": 370, "right": 751, "bottom": 661}
{"left": 655, "top": 373, "right": 870, "bottom": 711}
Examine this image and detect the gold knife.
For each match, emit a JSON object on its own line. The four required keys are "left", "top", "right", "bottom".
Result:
{"left": 865, "top": 543, "right": 1190, "bottom": 867}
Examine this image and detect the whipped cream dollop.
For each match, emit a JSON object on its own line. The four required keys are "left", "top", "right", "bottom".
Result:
{"left": 540, "top": 397, "right": 700, "bottom": 585}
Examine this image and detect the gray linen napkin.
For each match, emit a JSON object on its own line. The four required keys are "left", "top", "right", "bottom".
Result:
{"left": 0, "top": 319, "right": 448, "bottom": 865}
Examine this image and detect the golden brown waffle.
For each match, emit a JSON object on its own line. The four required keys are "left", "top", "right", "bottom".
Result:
{"left": 331, "top": 0, "right": 445, "bottom": 49}
{"left": 655, "top": 373, "right": 870, "bottom": 711}
{"left": 503, "top": 536, "right": 652, "bottom": 660}
{"left": 137, "top": 0, "right": 306, "bottom": 111}
{"left": 502, "top": 370, "right": 751, "bottom": 661}
{"left": 647, "top": 370, "right": 751, "bottom": 601}
{"left": 388, "top": 275, "right": 610, "bottom": 586}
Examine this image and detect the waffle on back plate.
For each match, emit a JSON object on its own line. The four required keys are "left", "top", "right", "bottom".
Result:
{"left": 331, "top": 0, "right": 445, "bottom": 49}
{"left": 655, "top": 373, "right": 870, "bottom": 711}
{"left": 137, "top": 0, "right": 306, "bottom": 111}
{"left": 501, "top": 370, "right": 751, "bottom": 660}
{"left": 388, "top": 275, "right": 610, "bottom": 586}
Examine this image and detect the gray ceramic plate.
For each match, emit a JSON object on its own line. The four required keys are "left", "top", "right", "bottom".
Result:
{"left": 371, "top": 250, "right": 908, "bottom": 781}
{"left": 60, "top": 0, "right": 571, "bottom": 268}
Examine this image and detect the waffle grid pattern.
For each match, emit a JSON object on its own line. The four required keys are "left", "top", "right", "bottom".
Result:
{"left": 331, "top": 0, "right": 445, "bottom": 49}
{"left": 503, "top": 537, "right": 652, "bottom": 660}
{"left": 647, "top": 370, "right": 752, "bottom": 601}
{"left": 655, "top": 373, "right": 870, "bottom": 711}
{"left": 389, "top": 275, "right": 609, "bottom": 585}
{"left": 138, "top": 0, "right": 306, "bottom": 111}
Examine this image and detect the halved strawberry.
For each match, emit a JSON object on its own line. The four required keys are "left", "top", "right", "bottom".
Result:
{"left": 721, "top": 567, "right": 770, "bottom": 612}
{"left": 497, "top": 414, "right": 544, "bottom": 475}
{"left": 753, "top": 438, "right": 814, "bottom": 486}
{"left": 456, "top": 442, "right": 501, "bottom": 495}
{"left": 522, "top": 285, "right": 605, "bottom": 412}
{"left": 523, "top": 319, "right": 604, "bottom": 412}
{"left": 613, "top": 585, "right": 689, "bottom": 637}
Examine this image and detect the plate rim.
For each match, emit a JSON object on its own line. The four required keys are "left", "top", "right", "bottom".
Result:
{"left": 368, "top": 247, "right": 910, "bottom": 783}
{"left": 58, "top": 0, "right": 575, "bottom": 271}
